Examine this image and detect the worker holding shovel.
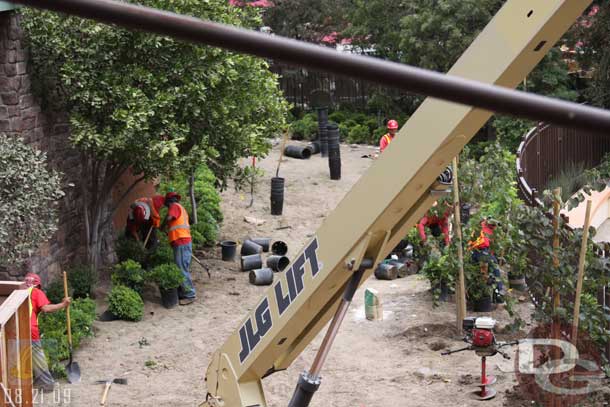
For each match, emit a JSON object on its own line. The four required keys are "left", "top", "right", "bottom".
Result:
{"left": 23, "top": 273, "right": 71, "bottom": 392}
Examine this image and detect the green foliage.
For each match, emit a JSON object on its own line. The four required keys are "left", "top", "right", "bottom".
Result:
{"left": 39, "top": 298, "right": 96, "bottom": 377}
{"left": 289, "top": 116, "right": 318, "bottom": 140}
{"left": 45, "top": 280, "right": 65, "bottom": 304}
{"left": 67, "top": 264, "right": 98, "bottom": 299}
{"left": 107, "top": 285, "right": 144, "bottom": 322}
{"left": 159, "top": 164, "right": 222, "bottom": 248}
{"left": 420, "top": 238, "right": 455, "bottom": 305}
{"left": 546, "top": 161, "right": 587, "bottom": 202}
{"left": 151, "top": 263, "right": 185, "bottom": 290}
{"left": 399, "top": 0, "right": 503, "bottom": 73}
{"left": 0, "top": 136, "right": 64, "bottom": 266}
{"left": 346, "top": 124, "right": 371, "bottom": 144}
{"left": 523, "top": 48, "right": 578, "bottom": 101}
{"left": 372, "top": 127, "right": 387, "bottom": 145}
{"left": 115, "top": 234, "right": 148, "bottom": 264}
{"left": 147, "top": 235, "right": 175, "bottom": 268}
{"left": 328, "top": 111, "right": 347, "bottom": 123}
{"left": 111, "top": 260, "right": 148, "bottom": 295}
{"left": 492, "top": 116, "right": 533, "bottom": 153}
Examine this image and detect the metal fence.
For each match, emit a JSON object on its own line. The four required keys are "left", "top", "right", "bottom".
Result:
{"left": 516, "top": 123, "right": 610, "bottom": 206}
{"left": 270, "top": 63, "right": 403, "bottom": 110}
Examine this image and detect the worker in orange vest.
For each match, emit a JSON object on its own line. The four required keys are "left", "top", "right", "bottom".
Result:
{"left": 125, "top": 195, "right": 165, "bottom": 249}
{"left": 161, "top": 192, "right": 196, "bottom": 305}
{"left": 23, "top": 273, "right": 71, "bottom": 392}
{"left": 379, "top": 119, "right": 399, "bottom": 153}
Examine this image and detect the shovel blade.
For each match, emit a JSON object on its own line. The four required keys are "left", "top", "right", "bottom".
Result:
{"left": 66, "top": 361, "right": 81, "bottom": 384}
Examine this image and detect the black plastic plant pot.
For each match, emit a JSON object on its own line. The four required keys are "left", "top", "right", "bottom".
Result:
{"left": 250, "top": 237, "right": 271, "bottom": 252}
{"left": 284, "top": 145, "right": 312, "bottom": 159}
{"left": 387, "top": 260, "right": 408, "bottom": 278}
{"left": 220, "top": 240, "right": 237, "bottom": 261}
{"left": 374, "top": 263, "right": 398, "bottom": 280}
{"left": 249, "top": 268, "right": 274, "bottom": 286}
{"left": 472, "top": 296, "right": 493, "bottom": 312}
{"left": 308, "top": 141, "right": 321, "bottom": 155}
{"left": 160, "top": 287, "right": 179, "bottom": 309}
{"left": 241, "top": 253, "right": 263, "bottom": 272}
{"left": 508, "top": 274, "right": 527, "bottom": 291}
{"left": 241, "top": 239, "right": 264, "bottom": 256}
{"left": 271, "top": 240, "right": 288, "bottom": 256}
{"left": 271, "top": 177, "right": 285, "bottom": 216}
{"left": 267, "top": 255, "right": 290, "bottom": 272}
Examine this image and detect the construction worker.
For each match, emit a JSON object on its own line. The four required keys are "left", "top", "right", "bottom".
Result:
{"left": 23, "top": 273, "right": 71, "bottom": 391}
{"left": 417, "top": 201, "right": 452, "bottom": 246}
{"left": 379, "top": 119, "right": 399, "bottom": 153}
{"left": 161, "top": 192, "right": 196, "bottom": 305}
{"left": 125, "top": 195, "right": 165, "bottom": 249}
{"left": 468, "top": 218, "right": 505, "bottom": 303}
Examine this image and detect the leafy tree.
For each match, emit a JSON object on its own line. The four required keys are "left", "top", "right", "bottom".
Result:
{"left": 23, "top": 0, "right": 288, "bottom": 270}
{"left": 399, "top": 0, "right": 503, "bottom": 73}
{"left": 263, "top": 0, "right": 350, "bottom": 42}
{"left": 0, "top": 136, "right": 64, "bottom": 266}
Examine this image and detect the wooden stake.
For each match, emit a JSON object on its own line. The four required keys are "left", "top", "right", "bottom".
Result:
{"left": 551, "top": 187, "right": 561, "bottom": 407}
{"left": 275, "top": 130, "right": 290, "bottom": 178}
{"left": 452, "top": 157, "right": 466, "bottom": 335}
{"left": 571, "top": 200, "right": 592, "bottom": 345}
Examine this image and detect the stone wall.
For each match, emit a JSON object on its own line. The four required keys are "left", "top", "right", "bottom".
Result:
{"left": 0, "top": 11, "right": 88, "bottom": 284}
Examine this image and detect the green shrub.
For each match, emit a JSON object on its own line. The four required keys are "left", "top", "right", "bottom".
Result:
{"left": 151, "top": 263, "right": 184, "bottom": 290}
{"left": 67, "top": 264, "right": 97, "bottom": 299}
{"left": 111, "top": 260, "right": 148, "bottom": 295}
{"left": 39, "top": 298, "right": 96, "bottom": 377}
{"left": 147, "top": 236, "right": 174, "bottom": 268}
{"left": 191, "top": 213, "right": 219, "bottom": 247}
{"left": 347, "top": 124, "right": 371, "bottom": 144}
{"left": 289, "top": 116, "right": 318, "bottom": 140}
{"left": 352, "top": 112, "right": 369, "bottom": 125}
{"left": 108, "top": 285, "right": 144, "bottom": 322}
{"left": 364, "top": 118, "right": 378, "bottom": 133}
{"left": 115, "top": 234, "right": 148, "bottom": 264}
{"left": 328, "top": 111, "right": 346, "bottom": 123}
{"left": 373, "top": 127, "right": 387, "bottom": 145}
{"left": 338, "top": 123, "right": 350, "bottom": 140}
{"left": 45, "top": 279, "right": 65, "bottom": 304}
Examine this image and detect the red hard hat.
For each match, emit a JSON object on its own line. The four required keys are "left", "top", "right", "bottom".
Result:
{"left": 152, "top": 195, "right": 165, "bottom": 211}
{"left": 387, "top": 120, "right": 399, "bottom": 130}
{"left": 25, "top": 273, "right": 42, "bottom": 288}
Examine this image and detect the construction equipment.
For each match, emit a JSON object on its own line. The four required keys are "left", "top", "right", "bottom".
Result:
{"left": 442, "top": 317, "right": 518, "bottom": 400}
{"left": 63, "top": 271, "right": 81, "bottom": 383}
{"left": 95, "top": 377, "right": 128, "bottom": 406}
{"left": 6, "top": 0, "right": 604, "bottom": 406}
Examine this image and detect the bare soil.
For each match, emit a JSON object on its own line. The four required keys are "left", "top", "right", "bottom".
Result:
{"left": 43, "top": 141, "right": 599, "bottom": 407}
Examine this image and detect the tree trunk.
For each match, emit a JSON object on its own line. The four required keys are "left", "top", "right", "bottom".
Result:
{"left": 189, "top": 171, "right": 198, "bottom": 225}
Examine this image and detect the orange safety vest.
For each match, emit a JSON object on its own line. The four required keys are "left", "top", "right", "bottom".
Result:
{"left": 383, "top": 134, "right": 392, "bottom": 146}
{"left": 167, "top": 203, "right": 191, "bottom": 243}
{"left": 130, "top": 197, "right": 161, "bottom": 228}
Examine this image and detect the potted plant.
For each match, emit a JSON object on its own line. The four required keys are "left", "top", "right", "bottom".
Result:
{"left": 111, "top": 260, "right": 148, "bottom": 295}
{"left": 421, "top": 239, "right": 454, "bottom": 304}
{"left": 107, "top": 285, "right": 144, "bottom": 321}
{"left": 151, "top": 263, "right": 185, "bottom": 309}
{"left": 465, "top": 260, "right": 494, "bottom": 312}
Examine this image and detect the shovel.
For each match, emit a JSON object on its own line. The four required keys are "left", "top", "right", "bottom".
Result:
{"left": 63, "top": 271, "right": 81, "bottom": 383}
{"left": 95, "top": 378, "right": 128, "bottom": 405}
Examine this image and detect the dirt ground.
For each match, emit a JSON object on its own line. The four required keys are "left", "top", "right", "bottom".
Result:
{"left": 43, "top": 141, "right": 602, "bottom": 407}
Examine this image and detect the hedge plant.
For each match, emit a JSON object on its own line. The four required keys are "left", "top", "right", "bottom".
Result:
{"left": 39, "top": 298, "right": 96, "bottom": 377}
{"left": 67, "top": 264, "right": 98, "bottom": 299}
{"left": 151, "top": 263, "right": 184, "bottom": 290}
{"left": 111, "top": 260, "right": 148, "bottom": 295}
{"left": 108, "top": 285, "right": 144, "bottom": 322}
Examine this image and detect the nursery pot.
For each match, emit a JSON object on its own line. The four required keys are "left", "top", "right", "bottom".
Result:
{"left": 249, "top": 268, "right": 274, "bottom": 286}
{"left": 284, "top": 145, "right": 312, "bottom": 159}
{"left": 241, "top": 239, "right": 264, "bottom": 256}
{"left": 241, "top": 253, "right": 263, "bottom": 271}
{"left": 308, "top": 141, "right": 321, "bottom": 155}
{"left": 374, "top": 263, "right": 398, "bottom": 280}
{"left": 472, "top": 295, "right": 493, "bottom": 312}
{"left": 267, "top": 255, "right": 290, "bottom": 272}
{"left": 508, "top": 273, "right": 527, "bottom": 291}
{"left": 270, "top": 177, "right": 285, "bottom": 216}
{"left": 387, "top": 260, "right": 409, "bottom": 278}
{"left": 250, "top": 237, "right": 271, "bottom": 252}
{"left": 271, "top": 240, "right": 288, "bottom": 256}
{"left": 160, "top": 287, "right": 179, "bottom": 309}
{"left": 220, "top": 240, "right": 237, "bottom": 261}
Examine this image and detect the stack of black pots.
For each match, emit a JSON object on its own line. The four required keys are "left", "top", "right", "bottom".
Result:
{"left": 317, "top": 107, "right": 329, "bottom": 157}
{"left": 326, "top": 122, "right": 341, "bottom": 180}
{"left": 240, "top": 238, "right": 290, "bottom": 286}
